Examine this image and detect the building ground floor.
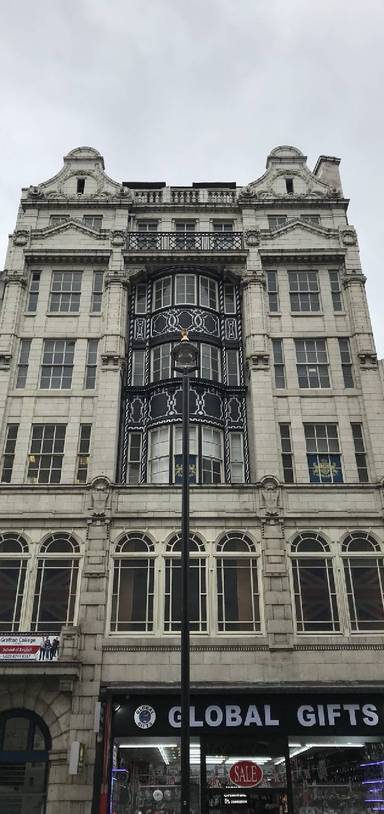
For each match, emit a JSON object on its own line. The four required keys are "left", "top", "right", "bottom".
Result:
{"left": 0, "top": 677, "right": 384, "bottom": 814}
{"left": 2, "top": 676, "right": 383, "bottom": 814}
{"left": 99, "top": 686, "right": 384, "bottom": 814}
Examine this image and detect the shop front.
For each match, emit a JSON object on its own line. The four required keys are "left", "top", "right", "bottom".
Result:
{"left": 105, "top": 691, "right": 384, "bottom": 814}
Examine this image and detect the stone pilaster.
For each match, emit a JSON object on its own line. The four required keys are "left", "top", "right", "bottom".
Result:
{"left": 343, "top": 274, "right": 384, "bottom": 477}
{"left": 242, "top": 272, "right": 279, "bottom": 479}
{"left": 91, "top": 272, "right": 128, "bottom": 479}
{"left": 64, "top": 495, "right": 111, "bottom": 814}
{"left": 0, "top": 270, "right": 26, "bottom": 367}
{"left": 260, "top": 485, "right": 294, "bottom": 649}
{"left": 0, "top": 271, "right": 27, "bottom": 439}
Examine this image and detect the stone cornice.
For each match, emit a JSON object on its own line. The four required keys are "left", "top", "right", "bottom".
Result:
{"left": 260, "top": 248, "right": 346, "bottom": 263}
{"left": 21, "top": 197, "right": 132, "bottom": 211}
{"left": 102, "top": 641, "right": 384, "bottom": 653}
{"left": 24, "top": 249, "right": 110, "bottom": 263}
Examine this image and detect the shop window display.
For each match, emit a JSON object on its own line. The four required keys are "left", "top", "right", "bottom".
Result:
{"left": 289, "top": 737, "right": 384, "bottom": 814}
{"left": 111, "top": 738, "right": 200, "bottom": 814}
{"left": 108, "top": 695, "right": 384, "bottom": 814}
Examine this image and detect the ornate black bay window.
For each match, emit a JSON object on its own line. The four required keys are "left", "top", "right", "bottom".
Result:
{"left": 119, "top": 269, "right": 249, "bottom": 485}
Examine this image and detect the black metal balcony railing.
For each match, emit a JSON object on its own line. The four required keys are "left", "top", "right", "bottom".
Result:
{"left": 126, "top": 232, "right": 244, "bottom": 252}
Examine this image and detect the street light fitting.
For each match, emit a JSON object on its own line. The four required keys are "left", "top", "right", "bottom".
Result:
{"left": 172, "top": 330, "right": 199, "bottom": 374}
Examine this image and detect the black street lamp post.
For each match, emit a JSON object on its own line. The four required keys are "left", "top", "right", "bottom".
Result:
{"left": 172, "top": 330, "right": 199, "bottom": 814}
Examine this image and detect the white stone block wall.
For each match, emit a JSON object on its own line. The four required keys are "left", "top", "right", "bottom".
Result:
{"left": 0, "top": 144, "right": 384, "bottom": 812}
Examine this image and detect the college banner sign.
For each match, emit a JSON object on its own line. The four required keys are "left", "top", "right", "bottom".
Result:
{"left": 0, "top": 635, "right": 59, "bottom": 661}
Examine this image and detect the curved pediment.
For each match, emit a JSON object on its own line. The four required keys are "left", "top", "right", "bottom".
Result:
{"left": 242, "top": 145, "right": 342, "bottom": 201}
{"left": 21, "top": 146, "right": 132, "bottom": 204}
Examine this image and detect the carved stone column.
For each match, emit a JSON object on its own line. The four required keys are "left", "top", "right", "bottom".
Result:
{"left": 91, "top": 272, "right": 128, "bottom": 480}
{"left": 0, "top": 271, "right": 27, "bottom": 435}
{"left": 259, "top": 478, "right": 294, "bottom": 650}
{"left": 343, "top": 273, "right": 376, "bottom": 358}
{"left": 343, "top": 274, "right": 384, "bottom": 477}
{"left": 63, "top": 478, "right": 112, "bottom": 814}
{"left": 242, "top": 273, "right": 280, "bottom": 479}
{"left": 0, "top": 270, "right": 26, "bottom": 367}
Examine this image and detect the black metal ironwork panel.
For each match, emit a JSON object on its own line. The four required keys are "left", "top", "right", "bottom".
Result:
{"left": 151, "top": 307, "right": 220, "bottom": 338}
{"left": 126, "top": 232, "right": 243, "bottom": 252}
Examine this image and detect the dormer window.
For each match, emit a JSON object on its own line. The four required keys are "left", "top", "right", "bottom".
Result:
{"left": 285, "top": 178, "right": 294, "bottom": 194}
{"left": 83, "top": 215, "right": 102, "bottom": 230}
{"left": 77, "top": 178, "right": 85, "bottom": 194}
{"left": 50, "top": 215, "right": 70, "bottom": 227}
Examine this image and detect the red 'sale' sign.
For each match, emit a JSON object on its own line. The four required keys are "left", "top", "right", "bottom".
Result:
{"left": 229, "top": 760, "right": 263, "bottom": 788}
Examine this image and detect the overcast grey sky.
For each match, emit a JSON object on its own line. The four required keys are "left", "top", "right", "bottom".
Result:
{"left": 1, "top": 0, "right": 383, "bottom": 351}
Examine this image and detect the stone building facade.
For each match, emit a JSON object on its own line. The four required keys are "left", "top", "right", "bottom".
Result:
{"left": 1, "top": 145, "right": 384, "bottom": 813}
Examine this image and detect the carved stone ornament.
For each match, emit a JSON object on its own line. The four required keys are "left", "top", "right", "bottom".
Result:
{"left": 245, "top": 229, "right": 260, "bottom": 247}
{"left": 238, "top": 185, "right": 258, "bottom": 202}
{"left": 27, "top": 185, "right": 45, "bottom": 199}
{"left": 358, "top": 350, "right": 377, "bottom": 368}
{"left": 260, "top": 475, "right": 281, "bottom": 517}
{"left": 241, "top": 270, "right": 264, "bottom": 288}
{"left": 257, "top": 190, "right": 274, "bottom": 200}
{"left": 340, "top": 227, "right": 357, "bottom": 246}
{"left": 88, "top": 475, "right": 112, "bottom": 518}
{"left": 246, "top": 352, "right": 270, "bottom": 373}
{"left": 114, "top": 184, "right": 133, "bottom": 201}
{"left": 3, "top": 271, "right": 27, "bottom": 289}
{"left": 0, "top": 352, "right": 12, "bottom": 369}
{"left": 111, "top": 230, "right": 126, "bottom": 247}
{"left": 101, "top": 351, "right": 125, "bottom": 369}
{"left": 12, "top": 230, "right": 29, "bottom": 246}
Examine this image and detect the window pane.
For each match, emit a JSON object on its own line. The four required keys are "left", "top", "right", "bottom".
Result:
{"left": 266, "top": 271, "right": 279, "bottom": 312}
{"left": 293, "top": 558, "right": 339, "bottom": 632}
{"left": 226, "top": 349, "right": 240, "bottom": 386}
{"left": 175, "top": 275, "right": 196, "bottom": 305}
{"left": 165, "top": 558, "right": 207, "bottom": 632}
{"left": 0, "top": 561, "right": 26, "bottom": 631}
{"left": 27, "top": 272, "right": 41, "bottom": 313}
{"left": 3, "top": 717, "right": 29, "bottom": 750}
{"left": 111, "top": 559, "right": 154, "bottom": 632}
{"left": 344, "top": 559, "right": 384, "bottom": 631}
{"left": 224, "top": 284, "right": 236, "bottom": 314}
{"left": 217, "top": 558, "right": 260, "bottom": 632}
{"left": 200, "top": 277, "right": 217, "bottom": 309}
{"left": 49, "top": 271, "right": 82, "bottom": 313}
{"left": 131, "top": 350, "right": 145, "bottom": 385}
{"left": 135, "top": 284, "right": 147, "bottom": 313}
{"left": 148, "top": 427, "right": 169, "bottom": 483}
{"left": 32, "top": 560, "right": 78, "bottom": 631}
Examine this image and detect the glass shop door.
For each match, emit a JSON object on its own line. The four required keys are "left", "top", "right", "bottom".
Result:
{"left": 203, "top": 737, "right": 289, "bottom": 814}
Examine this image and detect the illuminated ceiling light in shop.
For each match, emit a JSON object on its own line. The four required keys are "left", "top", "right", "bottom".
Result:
{"left": 225, "top": 757, "right": 272, "bottom": 765}
{"left": 274, "top": 742, "right": 365, "bottom": 766}
{"left": 158, "top": 746, "right": 170, "bottom": 765}
{"left": 119, "top": 743, "right": 178, "bottom": 748}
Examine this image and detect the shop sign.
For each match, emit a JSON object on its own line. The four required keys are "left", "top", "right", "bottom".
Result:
{"left": 0, "top": 635, "right": 59, "bottom": 661}
{"left": 229, "top": 760, "right": 263, "bottom": 788}
{"left": 112, "top": 693, "right": 384, "bottom": 737}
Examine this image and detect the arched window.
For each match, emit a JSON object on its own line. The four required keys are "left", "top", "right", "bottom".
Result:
{"left": 216, "top": 532, "right": 260, "bottom": 633}
{"left": 342, "top": 532, "right": 384, "bottom": 631}
{"left": 0, "top": 534, "right": 29, "bottom": 632}
{"left": 291, "top": 532, "right": 340, "bottom": 632}
{"left": 31, "top": 533, "right": 80, "bottom": 632}
{"left": 0, "top": 709, "right": 51, "bottom": 812}
{"left": 164, "top": 534, "right": 207, "bottom": 633}
{"left": 111, "top": 533, "right": 155, "bottom": 633}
